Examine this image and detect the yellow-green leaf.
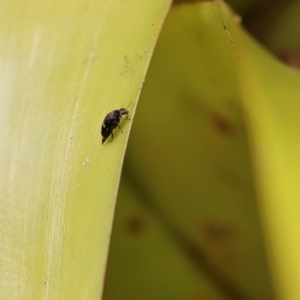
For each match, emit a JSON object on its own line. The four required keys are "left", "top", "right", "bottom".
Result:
{"left": 0, "top": 0, "right": 171, "bottom": 299}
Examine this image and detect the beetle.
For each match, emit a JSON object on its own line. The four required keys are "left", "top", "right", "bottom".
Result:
{"left": 101, "top": 103, "right": 132, "bottom": 144}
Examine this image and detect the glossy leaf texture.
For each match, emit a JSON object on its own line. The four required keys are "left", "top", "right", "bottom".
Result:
{"left": 0, "top": 0, "right": 171, "bottom": 299}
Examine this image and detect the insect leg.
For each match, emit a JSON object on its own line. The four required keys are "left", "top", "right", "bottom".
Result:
{"left": 118, "top": 125, "right": 123, "bottom": 133}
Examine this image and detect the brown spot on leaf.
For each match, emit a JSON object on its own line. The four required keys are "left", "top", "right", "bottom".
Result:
{"left": 211, "top": 113, "right": 234, "bottom": 136}
{"left": 126, "top": 215, "right": 145, "bottom": 236}
{"left": 276, "top": 52, "right": 300, "bottom": 70}
{"left": 199, "top": 218, "right": 240, "bottom": 269}
{"left": 202, "top": 219, "right": 238, "bottom": 243}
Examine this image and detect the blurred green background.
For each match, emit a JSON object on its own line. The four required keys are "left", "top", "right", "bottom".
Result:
{"left": 104, "top": 1, "right": 300, "bottom": 300}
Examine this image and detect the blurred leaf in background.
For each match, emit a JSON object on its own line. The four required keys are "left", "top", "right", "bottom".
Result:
{"left": 105, "top": 2, "right": 270, "bottom": 300}
{"left": 104, "top": 1, "right": 300, "bottom": 300}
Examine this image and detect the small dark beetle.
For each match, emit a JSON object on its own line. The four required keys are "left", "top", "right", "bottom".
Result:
{"left": 101, "top": 106, "right": 131, "bottom": 144}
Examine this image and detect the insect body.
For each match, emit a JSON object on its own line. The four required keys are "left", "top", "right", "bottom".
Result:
{"left": 101, "top": 107, "right": 130, "bottom": 144}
